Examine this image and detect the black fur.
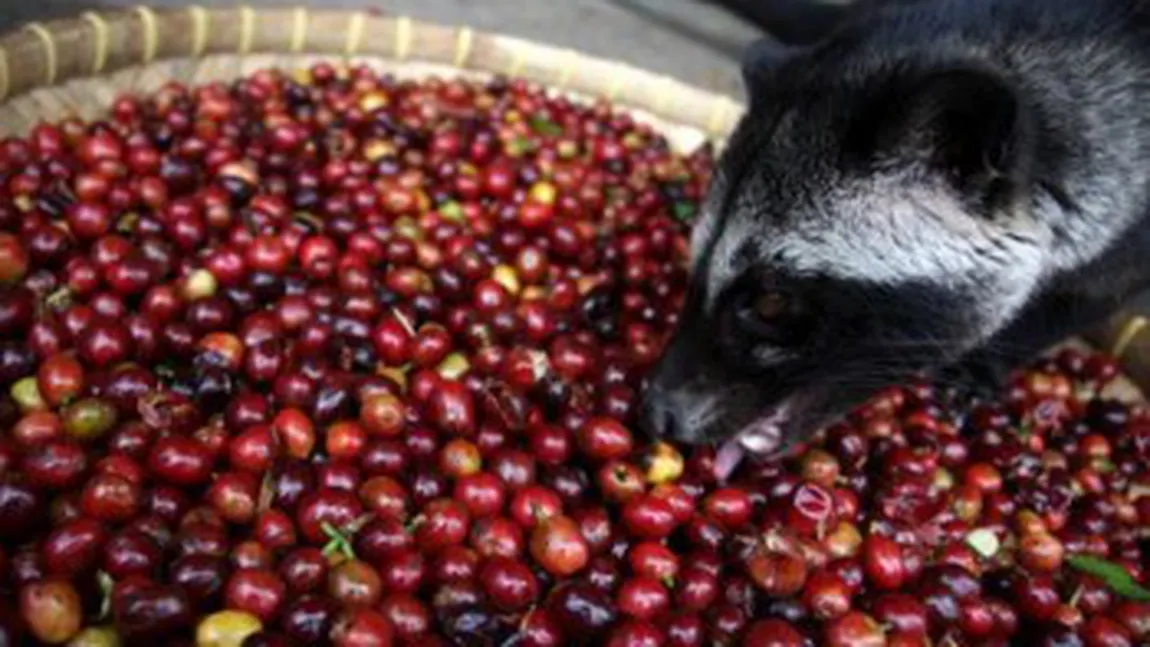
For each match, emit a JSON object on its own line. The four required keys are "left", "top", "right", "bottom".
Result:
{"left": 642, "top": 0, "right": 1150, "bottom": 448}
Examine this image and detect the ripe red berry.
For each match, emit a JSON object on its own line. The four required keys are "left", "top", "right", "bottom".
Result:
{"left": 414, "top": 499, "right": 471, "bottom": 553}
{"left": 746, "top": 549, "right": 808, "bottom": 598}
{"left": 425, "top": 380, "right": 476, "bottom": 436}
{"left": 37, "top": 353, "right": 85, "bottom": 407}
{"left": 702, "top": 487, "right": 753, "bottom": 529}
{"left": 622, "top": 495, "right": 678, "bottom": 540}
{"left": 480, "top": 556, "right": 539, "bottom": 611}
{"left": 824, "top": 611, "right": 886, "bottom": 647}
{"left": 225, "top": 568, "right": 287, "bottom": 622}
{"left": 617, "top": 576, "right": 670, "bottom": 620}
{"left": 0, "top": 233, "right": 29, "bottom": 284}
{"left": 577, "top": 417, "right": 634, "bottom": 461}
{"left": 803, "top": 570, "right": 854, "bottom": 621}
{"left": 148, "top": 436, "right": 214, "bottom": 486}
{"left": 332, "top": 608, "right": 396, "bottom": 647}
{"left": 863, "top": 534, "right": 907, "bottom": 590}
{"left": 741, "top": 619, "right": 804, "bottom": 647}
{"left": 530, "top": 515, "right": 590, "bottom": 577}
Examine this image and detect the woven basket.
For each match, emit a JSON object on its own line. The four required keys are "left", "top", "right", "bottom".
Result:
{"left": 0, "top": 5, "right": 1143, "bottom": 398}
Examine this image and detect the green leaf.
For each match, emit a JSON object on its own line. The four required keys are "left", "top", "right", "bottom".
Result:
{"left": 1013, "top": 418, "right": 1033, "bottom": 441}
{"left": 404, "top": 514, "right": 426, "bottom": 533}
{"left": 1094, "top": 458, "right": 1116, "bottom": 474}
{"left": 507, "top": 135, "right": 535, "bottom": 156}
{"left": 321, "top": 521, "right": 345, "bottom": 544}
{"left": 347, "top": 513, "right": 375, "bottom": 535}
{"left": 116, "top": 212, "right": 140, "bottom": 233}
{"left": 45, "top": 287, "right": 73, "bottom": 312}
{"left": 154, "top": 362, "right": 178, "bottom": 384}
{"left": 320, "top": 521, "right": 346, "bottom": 557}
{"left": 97, "top": 570, "right": 114, "bottom": 620}
{"left": 529, "top": 116, "right": 563, "bottom": 137}
{"left": 1067, "top": 555, "right": 1150, "bottom": 601}
{"left": 293, "top": 211, "right": 324, "bottom": 231}
{"left": 672, "top": 202, "right": 696, "bottom": 223}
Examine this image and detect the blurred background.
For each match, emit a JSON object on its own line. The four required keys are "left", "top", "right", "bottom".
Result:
{"left": 0, "top": 0, "right": 850, "bottom": 101}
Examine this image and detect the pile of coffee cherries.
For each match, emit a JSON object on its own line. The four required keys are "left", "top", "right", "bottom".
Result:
{"left": 0, "top": 63, "right": 1146, "bottom": 647}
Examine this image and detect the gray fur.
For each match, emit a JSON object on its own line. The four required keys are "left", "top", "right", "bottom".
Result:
{"left": 642, "top": 0, "right": 1150, "bottom": 449}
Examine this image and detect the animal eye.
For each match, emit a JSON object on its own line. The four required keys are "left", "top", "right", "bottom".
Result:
{"left": 733, "top": 287, "right": 811, "bottom": 346}
{"left": 752, "top": 291, "right": 788, "bottom": 321}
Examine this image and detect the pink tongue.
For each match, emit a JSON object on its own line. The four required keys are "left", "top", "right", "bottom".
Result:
{"left": 713, "top": 440, "right": 745, "bottom": 482}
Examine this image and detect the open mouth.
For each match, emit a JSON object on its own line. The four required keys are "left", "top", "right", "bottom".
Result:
{"left": 713, "top": 406, "right": 789, "bottom": 482}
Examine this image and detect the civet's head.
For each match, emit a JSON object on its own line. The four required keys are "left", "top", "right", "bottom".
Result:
{"left": 641, "top": 32, "right": 1051, "bottom": 477}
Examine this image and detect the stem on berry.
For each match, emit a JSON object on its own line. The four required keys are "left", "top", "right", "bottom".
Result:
{"left": 321, "top": 521, "right": 355, "bottom": 560}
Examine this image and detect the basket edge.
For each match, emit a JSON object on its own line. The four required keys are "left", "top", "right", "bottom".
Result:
{"left": 0, "top": 6, "right": 746, "bottom": 144}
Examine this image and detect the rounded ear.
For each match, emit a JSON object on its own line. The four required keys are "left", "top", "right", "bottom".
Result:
{"left": 739, "top": 0, "right": 872, "bottom": 103}
{"left": 850, "top": 65, "right": 1035, "bottom": 213}
{"left": 740, "top": 36, "right": 807, "bottom": 100}
{"left": 740, "top": 0, "right": 869, "bottom": 46}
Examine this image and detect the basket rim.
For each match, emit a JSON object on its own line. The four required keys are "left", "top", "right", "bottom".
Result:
{"left": 0, "top": 5, "right": 746, "bottom": 145}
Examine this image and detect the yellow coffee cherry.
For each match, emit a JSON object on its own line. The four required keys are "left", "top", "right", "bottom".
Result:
{"left": 195, "top": 610, "right": 262, "bottom": 647}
